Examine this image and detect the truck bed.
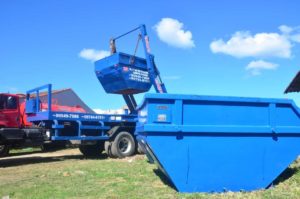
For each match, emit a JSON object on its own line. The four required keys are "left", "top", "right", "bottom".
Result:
{"left": 27, "top": 111, "right": 136, "bottom": 123}
{"left": 27, "top": 111, "right": 136, "bottom": 141}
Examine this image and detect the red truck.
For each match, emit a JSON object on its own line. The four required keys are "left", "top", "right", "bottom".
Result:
{"left": 0, "top": 93, "right": 85, "bottom": 156}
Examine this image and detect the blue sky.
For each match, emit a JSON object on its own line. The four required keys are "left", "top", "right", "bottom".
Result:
{"left": 1, "top": 0, "right": 300, "bottom": 110}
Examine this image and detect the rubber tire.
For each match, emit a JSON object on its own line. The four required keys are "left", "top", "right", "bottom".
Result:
{"left": 0, "top": 145, "right": 9, "bottom": 157}
{"left": 79, "top": 141, "right": 104, "bottom": 157}
{"left": 104, "top": 141, "right": 116, "bottom": 158}
{"left": 137, "top": 142, "right": 145, "bottom": 154}
{"left": 111, "top": 131, "right": 135, "bottom": 158}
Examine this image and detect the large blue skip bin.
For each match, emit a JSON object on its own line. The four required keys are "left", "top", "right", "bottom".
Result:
{"left": 136, "top": 93, "right": 300, "bottom": 193}
{"left": 94, "top": 52, "right": 151, "bottom": 94}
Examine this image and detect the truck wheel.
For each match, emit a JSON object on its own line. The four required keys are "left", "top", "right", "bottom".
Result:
{"left": 0, "top": 145, "right": 9, "bottom": 157}
{"left": 137, "top": 142, "right": 145, "bottom": 154}
{"left": 79, "top": 141, "right": 104, "bottom": 157}
{"left": 111, "top": 131, "right": 135, "bottom": 158}
{"left": 104, "top": 141, "right": 116, "bottom": 158}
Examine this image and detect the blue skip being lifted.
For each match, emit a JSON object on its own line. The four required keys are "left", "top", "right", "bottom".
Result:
{"left": 26, "top": 24, "right": 300, "bottom": 193}
{"left": 25, "top": 25, "right": 167, "bottom": 158}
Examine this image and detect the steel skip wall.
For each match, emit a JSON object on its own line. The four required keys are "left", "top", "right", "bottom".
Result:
{"left": 136, "top": 94, "right": 300, "bottom": 192}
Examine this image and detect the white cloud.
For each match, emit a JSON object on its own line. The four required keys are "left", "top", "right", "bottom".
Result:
{"left": 210, "top": 31, "right": 291, "bottom": 58}
{"left": 210, "top": 25, "right": 300, "bottom": 76}
{"left": 279, "top": 25, "right": 293, "bottom": 34}
{"left": 279, "top": 25, "right": 300, "bottom": 43}
{"left": 291, "top": 34, "right": 300, "bottom": 43}
{"left": 79, "top": 48, "right": 110, "bottom": 62}
{"left": 163, "top": 75, "right": 181, "bottom": 80}
{"left": 210, "top": 25, "right": 300, "bottom": 59}
{"left": 246, "top": 60, "right": 278, "bottom": 76}
{"left": 154, "top": 18, "right": 195, "bottom": 49}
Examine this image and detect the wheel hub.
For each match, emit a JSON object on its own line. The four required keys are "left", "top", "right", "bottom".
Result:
{"left": 118, "top": 137, "right": 132, "bottom": 154}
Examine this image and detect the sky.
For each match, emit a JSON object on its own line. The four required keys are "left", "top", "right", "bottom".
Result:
{"left": 1, "top": 0, "right": 300, "bottom": 111}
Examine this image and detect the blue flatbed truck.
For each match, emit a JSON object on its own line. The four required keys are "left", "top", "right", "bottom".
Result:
{"left": 25, "top": 25, "right": 167, "bottom": 158}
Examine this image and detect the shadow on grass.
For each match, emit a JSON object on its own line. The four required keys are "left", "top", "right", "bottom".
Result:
{"left": 153, "top": 168, "right": 177, "bottom": 191}
{"left": 0, "top": 153, "right": 108, "bottom": 168}
{"left": 271, "top": 166, "right": 300, "bottom": 187}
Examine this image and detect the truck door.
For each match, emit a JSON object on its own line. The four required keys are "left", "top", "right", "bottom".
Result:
{"left": 0, "top": 95, "right": 20, "bottom": 128}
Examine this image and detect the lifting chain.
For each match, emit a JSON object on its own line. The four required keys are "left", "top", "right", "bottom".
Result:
{"left": 130, "top": 34, "right": 141, "bottom": 65}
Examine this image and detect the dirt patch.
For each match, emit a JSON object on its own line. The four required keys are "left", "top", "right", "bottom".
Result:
{"left": 0, "top": 148, "right": 145, "bottom": 168}
{"left": 1, "top": 148, "right": 81, "bottom": 160}
{"left": 0, "top": 148, "right": 83, "bottom": 168}
{"left": 107, "top": 154, "right": 145, "bottom": 163}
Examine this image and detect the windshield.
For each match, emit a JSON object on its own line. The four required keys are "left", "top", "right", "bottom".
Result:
{"left": 0, "top": 95, "right": 18, "bottom": 110}
{"left": 0, "top": 95, "right": 4, "bottom": 110}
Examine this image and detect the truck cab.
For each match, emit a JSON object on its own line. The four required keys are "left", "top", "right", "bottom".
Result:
{"left": 0, "top": 94, "right": 20, "bottom": 128}
{"left": 0, "top": 93, "right": 45, "bottom": 156}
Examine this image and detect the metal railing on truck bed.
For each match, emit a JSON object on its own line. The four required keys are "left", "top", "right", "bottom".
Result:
{"left": 25, "top": 84, "right": 136, "bottom": 141}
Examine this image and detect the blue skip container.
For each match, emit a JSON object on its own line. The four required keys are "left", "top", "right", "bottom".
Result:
{"left": 94, "top": 52, "right": 151, "bottom": 94}
{"left": 136, "top": 93, "right": 300, "bottom": 193}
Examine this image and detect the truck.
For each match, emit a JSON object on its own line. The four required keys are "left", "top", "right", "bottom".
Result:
{"left": 0, "top": 92, "right": 86, "bottom": 156}
{"left": 25, "top": 25, "right": 167, "bottom": 158}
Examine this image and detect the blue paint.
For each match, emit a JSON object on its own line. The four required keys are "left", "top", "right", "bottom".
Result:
{"left": 136, "top": 93, "right": 300, "bottom": 192}
{"left": 94, "top": 25, "right": 167, "bottom": 95}
{"left": 25, "top": 84, "right": 136, "bottom": 141}
{"left": 95, "top": 52, "right": 152, "bottom": 94}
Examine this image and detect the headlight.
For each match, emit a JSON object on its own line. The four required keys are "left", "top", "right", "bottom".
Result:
{"left": 46, "top": 130, "right": 51, "bottom": 138}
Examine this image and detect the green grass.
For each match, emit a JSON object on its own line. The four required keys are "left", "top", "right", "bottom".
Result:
{"left": 1, "top": 151, "right": 300, "bottom": 199}
{"left": 9, "top": 147, "right": 41, "bottom": 154}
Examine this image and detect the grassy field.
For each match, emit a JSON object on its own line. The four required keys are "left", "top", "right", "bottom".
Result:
{"left": 1, "top": 149, "right": 300, "bottom": 199}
